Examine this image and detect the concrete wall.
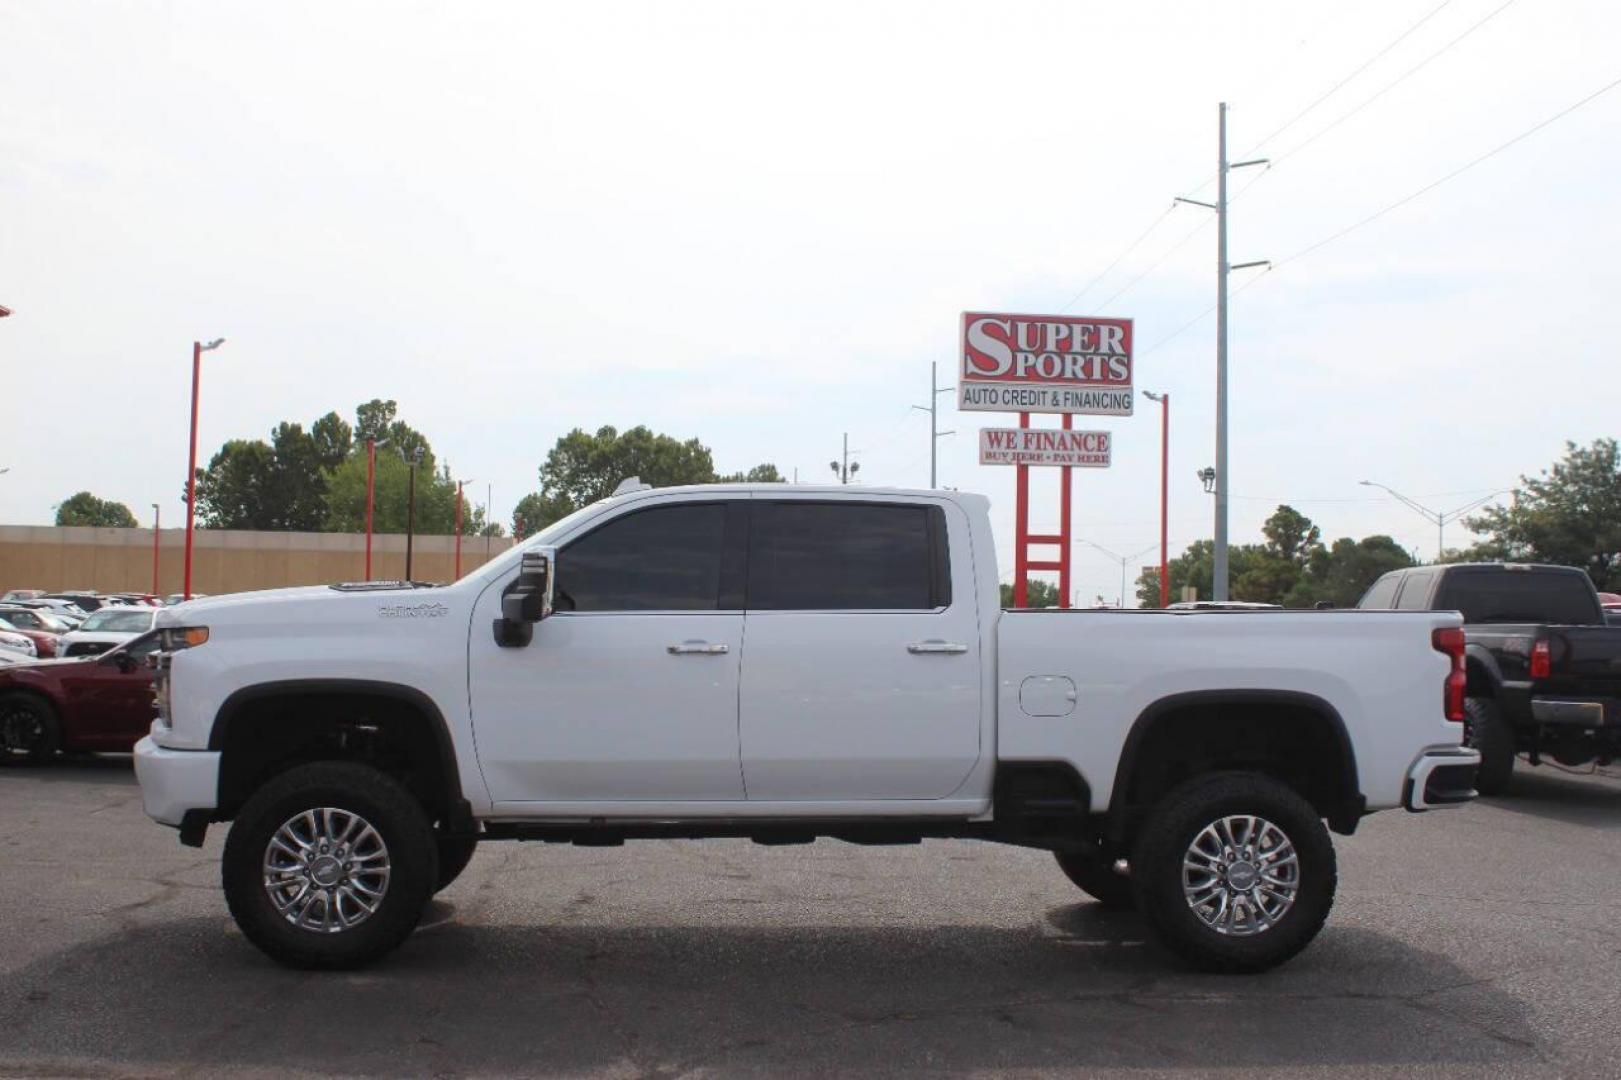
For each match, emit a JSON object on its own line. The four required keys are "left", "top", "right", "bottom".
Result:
{"left": 0, "top": 526, "right": 516, "bottom": 596}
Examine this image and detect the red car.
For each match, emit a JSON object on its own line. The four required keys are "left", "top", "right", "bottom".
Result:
{"left": 0, "top": 616, "right": 59, "bottom": 658}
{"left": 0, "top": 635, "right": 158, "bottom": 760}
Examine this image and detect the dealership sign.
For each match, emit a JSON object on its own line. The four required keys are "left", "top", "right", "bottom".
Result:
{"left": 979, "top": 427, "right": 1112, "bottom": 468}
{"left": 959, "top": 312, "right": 1133, "bottom": 415}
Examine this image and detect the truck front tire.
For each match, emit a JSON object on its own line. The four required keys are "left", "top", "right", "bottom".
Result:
{"left": 1464, "top": 695, "right": 1514, "bottom": 796}
{"left": 1130, "top": 771, "right": 1336, "bottom": 973}
{"left": 1052, "top": 851, "right": 1135, "bottom": 909}
{"left": 222, "top": 761, "right": 439, "bottom": 969}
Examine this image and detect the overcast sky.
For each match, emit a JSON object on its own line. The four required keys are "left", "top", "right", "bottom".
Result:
{"left": 3, "top": 0, "right": 1618, "bottom": 603}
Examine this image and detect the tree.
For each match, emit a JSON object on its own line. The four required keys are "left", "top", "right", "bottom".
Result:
{"left": 999, "top": 579, "right": 1062, "bottom": 608}
{"left": 1283, "top": 536, "right": 1415, "bottom": 608}
{"left": 511, "top": 426, "right": 783, "bottom": 537}
{"left": 355, "top": 399, "right": 398, "bottom": 444}
{"left": 324, "top": 450, "right": 485, "bottom": 536}
{"left": 1261, "top": 505, "right": 1322, "bottom": 565}
{"left": 192, "top": 422, "right": 332, "bottom": 531}
{"left": 1466, "top": 439, "right": 1621, "bottom": 590}
{"left": 55, "top": 491, "right": 137, "bottom": 527}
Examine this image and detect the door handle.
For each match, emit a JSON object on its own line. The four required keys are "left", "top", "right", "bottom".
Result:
{"left": 667, "top": 641, "right": 730, "bottom": 655}
{"left": 907, "top": 640, "right": 969, "bottom": 655}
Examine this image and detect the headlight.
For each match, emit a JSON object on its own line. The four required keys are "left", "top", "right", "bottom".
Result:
{"left": 156, "top": 626, "right": 209, "bottom": 652}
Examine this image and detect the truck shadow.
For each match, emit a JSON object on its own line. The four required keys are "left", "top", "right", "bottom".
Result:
{"left": 1482, "top": 765, "right": 1621, "bottom": 829}
{"left": 0, "top": 907, "right": 1541, "bottom": 1075}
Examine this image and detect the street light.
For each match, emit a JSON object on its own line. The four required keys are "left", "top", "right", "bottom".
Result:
{"left": 1198, "top": 466, "right": 1216, "bottom": 494}
{"left": 1077, "top": 539, "right": 1159, "bottom": 608}
{"left": 151, "top": 503, "right": 161, "bottom": 596}
{"left": 182, "top": 337, "right": 225, "bottom": 600}
{"left": 365, "top": 437, "right": 391, "bottom": 581}
{"left": 454, "top": 478, "right": 475, "bottom": 579}
{"left": 1358, "top": 481, "right": 1510, "bottom": 561}
{"left": 1143, "top": 392, "right": 1171, "bottom": 607}
{"left": 400, "top": 445, "right": 425, "bottom": 581}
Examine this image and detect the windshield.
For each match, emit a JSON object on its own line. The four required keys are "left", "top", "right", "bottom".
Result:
{"left": 80, "top": 609, "right": 154, "bottom": 633}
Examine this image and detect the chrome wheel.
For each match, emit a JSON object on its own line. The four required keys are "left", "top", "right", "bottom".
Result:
{"left": 1182, "top": 814, "right": 1299, "bottom": 936}
{"left": 262, "top": 808, "right": 391, "bottom": 933}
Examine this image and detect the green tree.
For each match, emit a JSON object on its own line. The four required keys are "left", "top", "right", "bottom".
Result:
{"left": 999, "top": 579, "right": 1062, "bottom": 608}
{"left": 1466, "top": 438, "right": 1621, "bottom": 589}
{"left": 324, "top": 448, "right": 485, "bottom": 536}
{"left": 55, "top": 491, "right": 137, "bottom": 527}
{"left": 192, "top": 422, "right": 333, "bottom": 530}
{"left": 511, "top": 425, "right": 783, "bottom": 537}
{"left": 1283, "top": 535, "right": 1416, "bottom": 608}
{"left": 355, "top": 399, "right": 398, "bottom": 444}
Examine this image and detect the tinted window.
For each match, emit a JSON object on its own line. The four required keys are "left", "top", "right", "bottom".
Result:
{"left": 1395, "top": 570, "right": 1436, "bottom": 610}
{"left": 1358, "top": 572, "right": 1403, "bottom": 609}
{"left": 556, "top": 503, "right": 727, "bottom": 612}
{"left": 751, "top": 502, "right": 946, "bottom": 610}
{"left": 1434, "top": 569, "right": 1602, "bottom": 625}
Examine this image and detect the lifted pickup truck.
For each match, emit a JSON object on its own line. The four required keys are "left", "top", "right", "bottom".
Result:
{"left": 1358, "top": 562, "right": 1621, "bottom": 794}
{"left": 135, "top": 484, "right": 1477, "bottom": 972}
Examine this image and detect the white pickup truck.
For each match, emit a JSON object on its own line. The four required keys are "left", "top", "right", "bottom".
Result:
{"left": 134, "top": 483, "right": 1478, "bottom": 972}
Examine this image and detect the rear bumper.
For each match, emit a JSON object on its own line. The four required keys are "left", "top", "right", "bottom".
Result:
{"left": 133, "top": 735, "right": 219, "bottom": 827}
{"left": 1403, "top": 747, "right": 1480, "bottom": 811}
{"left": 1531, "top": 698, "right": 1615, "bottom": 728}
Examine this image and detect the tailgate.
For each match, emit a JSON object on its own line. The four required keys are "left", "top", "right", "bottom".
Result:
{"left": 1540, "top": 625, "right": 1621, "bottom": 703}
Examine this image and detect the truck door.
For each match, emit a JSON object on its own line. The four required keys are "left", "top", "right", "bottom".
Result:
{"left": 737, "top": 498, "right": 982, "bottom": 801}
{"left": 468, "top": 498, "right": 749, "bottom": 805}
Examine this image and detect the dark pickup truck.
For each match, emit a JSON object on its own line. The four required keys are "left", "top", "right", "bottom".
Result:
{"left": 1358, "top": 563, "right": 1621, "bottom": 794}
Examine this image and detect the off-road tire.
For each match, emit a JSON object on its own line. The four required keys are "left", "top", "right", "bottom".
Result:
{"left": 1464, "top": 695, "right": 1514, "bottom": 796}
{"left": 1053, "top": 851, "right": 1135, "bottom": 909}
{"left": 1131, "top": 771, "right": 1336, "bottom": 973}
{"left": 434, "top": 832, "right": 479, "bottom": 892}
{"left": 0, "top": 693, "right": 60, "bottom": 763}
{"left": 222, "top": 761, "right": 439, "bottom": 969}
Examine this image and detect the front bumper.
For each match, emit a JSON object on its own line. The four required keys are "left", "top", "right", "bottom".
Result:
{"left": 1403, "top": 747, "right": 1480, "bottom": 812}
{"left": 133, "top": 735, "right": 220, "bottom": 827}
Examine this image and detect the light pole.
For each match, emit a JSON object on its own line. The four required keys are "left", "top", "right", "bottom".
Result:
{"left": 151, "top": 504, "right": 161, "bottom": 596}
{"left": 182, "top": 337, "right": 225, "bottom": 600}
{"left": 454, "top": 478, "right": 474, "bottom": 579}
{"left": 1176, "top": 103, "right": 1269, "bottom": 601}
{"left": 910, "top": 361, "right": 955, "bottom": 488}
{"left": 1358, "top": 481, "right": 1510, "bottom": 561}
{"left": 1143, "top": 391, "right": 1171, "bottom": 607}
{"left": 365, "top": 437, "right": 390, "bottom": 581}
{"left": 1077, "top": 539, "right": 1159, "bottom": 608}
{"left": 402, "top": 446, "right": 424, "bottom": 580}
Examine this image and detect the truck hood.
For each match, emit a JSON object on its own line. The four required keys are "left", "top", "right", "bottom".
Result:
{"left": 155, "top": 582, "right": 458, "bottom": 631}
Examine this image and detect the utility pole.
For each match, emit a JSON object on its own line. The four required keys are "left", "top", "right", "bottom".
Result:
{"left": 829, "top": 434, "right": 860, "bottom": 484}
{"left": 911, "top": 361, "right": 955, "bottom": 488}
{"left": 1176, "top": 102, "right": 1268, "bottom": 601}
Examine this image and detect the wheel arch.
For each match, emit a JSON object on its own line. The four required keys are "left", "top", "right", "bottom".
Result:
{"left": 1107, "top": 689, "right": 1364, "bottom": 840}
{"left": 208, "top": 678, "right": 471, "bottom": 831}
{"left": 1463, "top": 644, "right": 1502, "bottom": 696}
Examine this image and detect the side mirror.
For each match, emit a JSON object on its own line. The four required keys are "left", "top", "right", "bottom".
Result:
{"left": 108, "top": 652, "right": 137, "bottom": 673}
{"left": 494, "top": 547, "right": 556, "bottom": 648}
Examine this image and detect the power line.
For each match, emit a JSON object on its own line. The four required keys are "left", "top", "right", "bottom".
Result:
{"left": 1059, "top": 204, "right": 1178, "bottom": 313}
{"left": 1242, "top": 0, "right": 1458, "bottom": 158}
{"left": 1094, "top": 216, "right": 1214, "bottom": 310}
{"left": 1276, "top": 71, "right": 1621, "bottom": 269}
{"left": 1272, "top": 0, "right": 1520, "bottom": 167}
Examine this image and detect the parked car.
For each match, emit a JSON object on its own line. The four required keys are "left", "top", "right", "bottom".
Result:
{"left": 0, "top": 626, "right": 39, "bottom": 658}
{"left": 0, "top": 616, "right": 58, "bottom": 658}
{"left": 136, "top": 483, "right": 1476, "bottom": 972}
{"left": 163, "top": 593, "right": 208, "bottom": 607}
{"left": 43, "top": 592, "right": 105, "bottom": 612}
{"left": 1358, "top": 562, "right": 1621, "bottom": 793}
{"left": 57, "top": 607, "right": 159, "bottom": 657}
{"left": 26, "top": 598, "right": 90, "bottom": 622}
{"left": 0, "top": 606, "right": 75, "bottom": 636}
{"left": 0, "top": 635, "right": 160, "bottom": 760}
{"left": 2, "top": 589, "right": 46, "bottom": 602}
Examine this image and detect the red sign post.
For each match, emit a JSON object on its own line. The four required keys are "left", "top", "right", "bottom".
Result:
{"left": 960, "top": 312, "right": 1133, "bottom": 609}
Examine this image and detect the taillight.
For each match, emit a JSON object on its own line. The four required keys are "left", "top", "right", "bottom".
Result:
{"left": 1530, "top": 638, "right": 1551, "bottom": 680}
{"left": 1432, "top": 626, "right": 1467, "bottom": 722}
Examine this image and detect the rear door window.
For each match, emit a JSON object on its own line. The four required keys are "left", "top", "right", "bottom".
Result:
{"left": 1395, "top": 570, "right": 1437, "bottom": 610}
{"left": 749, "top": 501, "right": 950, "bottom": 611}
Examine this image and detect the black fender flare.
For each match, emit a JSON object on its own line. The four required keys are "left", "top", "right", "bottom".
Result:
{"left": 1463, "top": 643, "right": 1504, "bottom": 694}
{"left": 207, "top": 678, "right": 472, "bottom": 831}
{"left": 1106, "top": 689, "right": 1363, "bottom": 835}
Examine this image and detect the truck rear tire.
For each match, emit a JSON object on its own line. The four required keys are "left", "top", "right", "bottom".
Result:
{"left": 222, "top": 761, "right": 439, "bottom": 969}
{"left": 434, "top": 832, "right": 479, "bottom": 892}
{"left": 1130, "top": 771, "right": 1336, "bottom": 973}
{"left": 1053, "top": 851, "right": 1135, "bottom": 909}
{"left": 1464, "top": 695, "right": 1514, "bottom": 796}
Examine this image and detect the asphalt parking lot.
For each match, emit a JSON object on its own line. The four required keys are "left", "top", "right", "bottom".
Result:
{"left": 1, "top": 759, "right": 1618, "bottom": 1079}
